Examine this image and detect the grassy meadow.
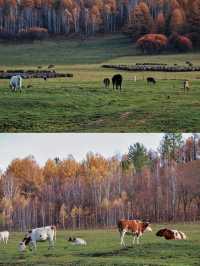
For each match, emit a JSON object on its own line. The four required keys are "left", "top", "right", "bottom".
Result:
{"left": 0, "top": 224, "right": 199, "bottom": 266}
{"left": 0, "top": 35, "right": 200, "bottom": 132}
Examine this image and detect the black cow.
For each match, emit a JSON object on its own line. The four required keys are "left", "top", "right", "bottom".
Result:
{"left": 103, "top": 78, "right": 110, "bottom": 89}
{"left": 147, "top": 77, "right": 156, "bottom": 85}
{"left": 112, "top": 74, "right": 123, "bottom": 91}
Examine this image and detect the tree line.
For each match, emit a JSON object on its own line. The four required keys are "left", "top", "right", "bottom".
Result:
{"left": 0, "top": 0, "right": 199, "bottom": 50}
{"left": 0, "top": 133, "right": 200, "bottom": 231}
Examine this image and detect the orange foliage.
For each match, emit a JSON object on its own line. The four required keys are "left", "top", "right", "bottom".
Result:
{"left": 137, "top": 33, "right": 168, "bottom": 53}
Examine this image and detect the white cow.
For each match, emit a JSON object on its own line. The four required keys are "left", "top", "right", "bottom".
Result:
{"left": 68, "top": 237, "right": 87, "bottom": 245}
{"left": 183, "top": 80, "right": 190, "bottom": 93}
{"left": 19, "top": 226, "right": 56, "bottom": 251}
{"left": 10, "top": 75, "right": 23, "bottom": 91}
{"left": 0, "top": 231, "right": 9, "bottom": 244}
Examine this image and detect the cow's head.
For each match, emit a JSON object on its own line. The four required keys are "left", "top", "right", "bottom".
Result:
{"left": 19, "top": 241, "right": 26, "bottom": 252}
{"left": 144, "top": 222, "right": 152, "bottom": 232}
{"left": 68, "top": 237, "right": 76, "bottom": 242}
{"left": 156, "top": 228, "right": 168, "bottom": 237}
{"left": 19, "top": 235, "right": 32, "bottom": 252}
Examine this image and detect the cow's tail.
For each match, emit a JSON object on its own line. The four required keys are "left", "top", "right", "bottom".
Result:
{"left": 51, "top": 225, "right": 56, "bottom": 241}
{"left": 117, "top": 220, "right": 123, "bottom": 234}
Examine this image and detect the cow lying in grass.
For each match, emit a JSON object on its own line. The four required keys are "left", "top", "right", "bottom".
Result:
{"left": 68, "top": 237, "right": 87, "bottom": 245}
{"left": 0, "top": 231, "right": 9, "bottom": 244}
{"left": 19, "top": 226, "right": 56, "bottom": 251}
{"left": 118, "top": 219, "right": 152, "bottom": 246}
{"left": 156, "top": 228, "right": 187, "bottom": 240}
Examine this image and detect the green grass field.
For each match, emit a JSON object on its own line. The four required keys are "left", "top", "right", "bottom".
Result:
{"left": 0, "top": 35, "right": 200, "bottom": 132}
{"left": 0, "top": 224, "right": 199, "bottom": 266}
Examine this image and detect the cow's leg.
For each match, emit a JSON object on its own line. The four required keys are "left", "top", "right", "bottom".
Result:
{"left": 48, "top": 239, "right": 53, "bottom": 250}
{"left": 30, "top": 241, "right": 37, "bottom": 251}
{"left": 132, "top": 235, "right": 136, "bottom": 245}
{"left": 136, "top": 235, "right": 140, "bottom": 245}
{"left": 120, "top": 230, "right": 126, "bottom": 247}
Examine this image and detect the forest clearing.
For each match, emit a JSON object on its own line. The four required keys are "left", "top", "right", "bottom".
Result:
{"left": 0, "top": 35, "right": 200, "bottom": 132}
{"left": 0, "top": 224, "right": 199, "bottom": 266}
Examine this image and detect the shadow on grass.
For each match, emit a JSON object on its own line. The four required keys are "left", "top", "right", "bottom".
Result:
{"left": 78, "top": 242, "right": 187, "bottom": 259}
{"left": 78, "top": 245, "right": 143, "bottom": 258}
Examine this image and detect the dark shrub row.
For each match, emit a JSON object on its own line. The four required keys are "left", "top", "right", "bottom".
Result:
{"left": 102, "top": 64, "right": 200, "bottom": 72}
{"left": 0, "top": 27, "right": 48, "bottom": 41}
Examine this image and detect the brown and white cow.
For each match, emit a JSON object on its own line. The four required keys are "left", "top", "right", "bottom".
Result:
{"left": 117, "top": 219, "right": 152, "bottom": 246}
{"left": 156, "top": 228, "right": 187, "bottom": 240}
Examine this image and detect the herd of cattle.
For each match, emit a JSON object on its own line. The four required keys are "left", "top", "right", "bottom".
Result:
{"left": 104, "top": 75, "right": 190, "bottom": 92}
{"left": 9, "top": 74, "right": 190, "bottom": 93}
{"left": 0, "top": 219, "right": 187, "bottom": 253}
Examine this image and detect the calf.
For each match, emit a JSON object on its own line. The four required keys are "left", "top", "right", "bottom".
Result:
{"left": 156, "top": 228, "right": 187, "bottom": 240}
{"left": 0, "top": 231, "right": 9, "bottom": 244}
{"left": 68, "top": 237, "right": 87, "bottom": 245}
{"left": 103, "top": 78, "right": 110, "bottom": 89}
{"left": 147, "top": 77, "right": 156, "bottom": 85}
{"left": 19, "top": 226, "right": 56, "bottom": 251}
{"left": 118, "top": 219, "right": 152, "bottom": 246}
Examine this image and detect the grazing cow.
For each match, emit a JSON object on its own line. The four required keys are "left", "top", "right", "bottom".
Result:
{"left": 10, "top": 75, "right": 22, "bottom": 91}
{"left": 0, "top": 231, "right": 9, "bottom": 244}
{"left": 147, "top": 77, "right": 156, "bottom": 85}
{"left": 66, "top": 73, "right": 74, "bottom": 78}
{"left": 112, "top": 74, "right": 123, "bottom": 91}
{"left": 156, "top": 228, "right": 187, "bottom": 240}
{"left": 27, "top": 84, "right": 33, "bottom": 89}
{"left": 19, "top": 226, "right": 56, "bottom": 251}
{"left": 48, "top": 64, "right": 55, "bottom": 69}
{"left": 103, "top": 78, "right": 110, "bottom": 89}
{"left": 183, "top": 80, "right": 190, "bottom": 93}
{"left": 68, "top": 237, "right": 87, "bottom": 245}
{"left": 118, "top": 219, "right": 152, "bottom": 246}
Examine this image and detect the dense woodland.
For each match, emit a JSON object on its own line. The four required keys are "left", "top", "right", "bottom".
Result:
{"left": 0, "top": 0, "right": 200, "bottom": 50}
{"left": 0, "top": 133, "right": 200, "bottom": 231}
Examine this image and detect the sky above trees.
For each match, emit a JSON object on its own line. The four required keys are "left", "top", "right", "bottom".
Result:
{"left": 0, "top": 133, "right": 192, "bottom": 170}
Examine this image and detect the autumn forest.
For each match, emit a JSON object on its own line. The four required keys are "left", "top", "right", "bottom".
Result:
{"left": 0, "top": 134, "right": 200, "bottom": 231}
{"left": 0, "top": 0, "right": 199, "bottom": 51}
